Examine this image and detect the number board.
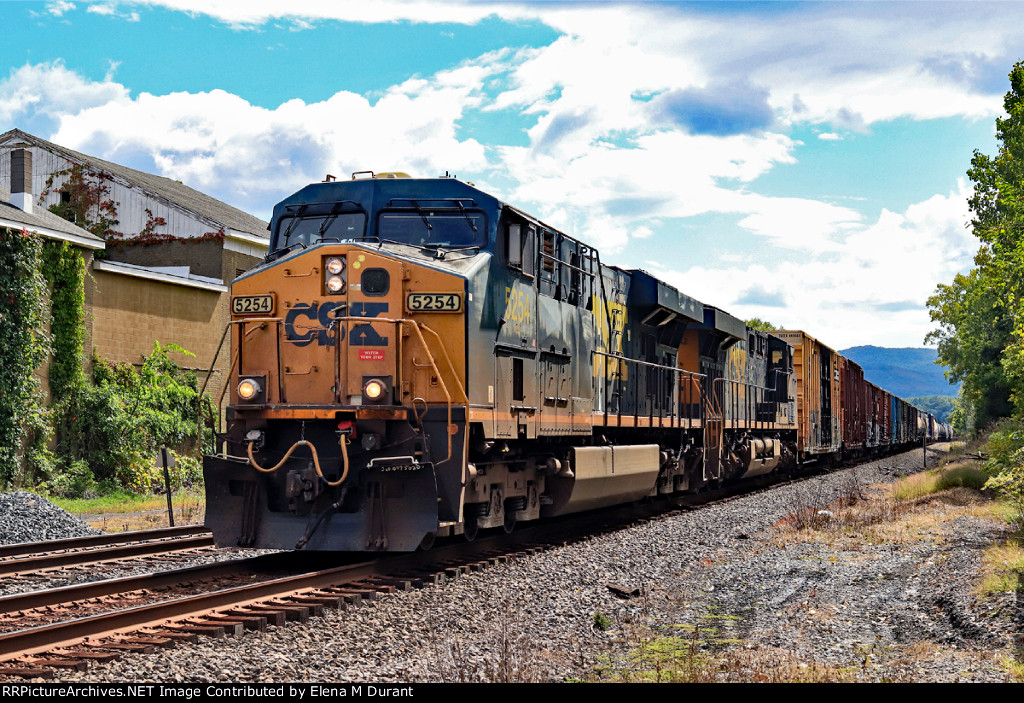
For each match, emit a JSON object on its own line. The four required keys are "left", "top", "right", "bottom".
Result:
{"left": 406, "top": 293, "right": 462, "bottom": 313}
{"left": 232, "top": 295, "right": 275, "bottom": 315}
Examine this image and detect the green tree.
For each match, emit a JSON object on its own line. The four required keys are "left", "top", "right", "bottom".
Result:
{"left": 745, "top": 318, "right": 777, "bottom": 332}
{"left": 927, "top": 61, "right": 1024, "bottom": 431}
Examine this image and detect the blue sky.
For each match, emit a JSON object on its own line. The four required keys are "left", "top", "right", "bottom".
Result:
{"left": 0, "top": 1, "right": 1018, "bottom": 350}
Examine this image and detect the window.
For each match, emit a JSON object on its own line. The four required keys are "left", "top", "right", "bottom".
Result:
{"left": 378, "top": 211, "right": 486, "bottom": 248}
{"left": 361, "top": 268, "right": 390, "bottom": 296}
{"left": 507, "top": 223, "right": 537, "bottom": 278}
{"left": 274, "top": 212, "right": 366, "bottom": 252}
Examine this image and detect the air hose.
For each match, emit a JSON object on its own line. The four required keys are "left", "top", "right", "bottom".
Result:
{"left": 246, "top": 434, "right": 351, "bottom": 487}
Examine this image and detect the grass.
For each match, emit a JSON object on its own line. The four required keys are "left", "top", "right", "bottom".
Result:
{"left": 1003, "top": 653, "right": 1024, "bottom": 683}
{"left": 593, "top": 617, "right": 855, "bottom": 683}
{"left": 890, "top": 462, "right": 989, "bottom": 502}
{"left": 977, "top": 541, "right": 1024, "bottom": 596}
{"left": 49, "top": 488, "right": 205, "bottom": 531}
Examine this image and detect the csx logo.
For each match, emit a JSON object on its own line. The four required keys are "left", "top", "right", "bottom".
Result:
{"left": 504, "top": 287, "right": 531, "bottom": 324}
{"left": 285, "top": 302, "right": 389, "bottom": 347}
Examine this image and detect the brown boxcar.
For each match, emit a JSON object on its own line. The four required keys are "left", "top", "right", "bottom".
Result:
{"left": 771, "top": 330, "right": 841, "bottom": 459}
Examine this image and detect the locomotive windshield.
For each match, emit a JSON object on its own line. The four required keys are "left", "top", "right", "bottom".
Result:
{"left": 378, "top": 211, "right": 486, "bottom": 249}
{"left": 272, "top": 211, "right": 367, "bottom": 253}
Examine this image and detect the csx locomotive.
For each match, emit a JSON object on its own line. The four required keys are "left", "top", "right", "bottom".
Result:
{"left": 203, "top": 173, "right": 951, "bottom": 551}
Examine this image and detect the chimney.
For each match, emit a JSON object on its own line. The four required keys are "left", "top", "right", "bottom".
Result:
{"left": 10, "top": 148, "right": 32, "bottom": 215}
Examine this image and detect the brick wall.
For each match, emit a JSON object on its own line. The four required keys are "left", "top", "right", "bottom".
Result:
{"left": 106, "top": 238, "right": 225, "bottom": 279}
{"left": 90, "top": 268, "right": 230, "bottom": 405}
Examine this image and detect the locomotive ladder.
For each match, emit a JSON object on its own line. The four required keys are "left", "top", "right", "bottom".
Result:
{"left": 702, "top": 390, "right": 723, "bottom": 481}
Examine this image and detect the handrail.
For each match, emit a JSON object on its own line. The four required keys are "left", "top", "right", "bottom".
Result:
{"left": 330, "top": 314, "right": 468, "bottom": 466}
{"left": 712, "top": 377, "right": 777, "bottom": 432}
{"left": 202, "top": 313, "right": 466, "bottom": 467}
{"left": 593, "top": 349, "right": 706, "bottom": 428}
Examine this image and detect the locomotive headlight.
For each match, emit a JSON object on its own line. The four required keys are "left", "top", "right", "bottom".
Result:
{"left": 326, "top": 275, "right": 346, "bottom": 294}
{"left": 237, "top": 378, "right": 262, "bottom": 401}
{"left": 361, "top": 376, "right": 392, "bottom": 405}
{"left": 326, "top": 257, "right": 345, "bottom": 274}
{"left": 363, "top": 379, "right": 385, "bottom": 400}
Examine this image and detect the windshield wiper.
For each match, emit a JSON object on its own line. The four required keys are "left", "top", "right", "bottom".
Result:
{"left": 376, "top": 238, "right": 414, "bottom": 249}
{"left": 410, "top": 199, "right": 433, "bottom": 232}
{"left": 280, "top": 204, "right": 308, "bottom": 249}
{"left": 456, "top": 200, "right": 479, "bottom": 233}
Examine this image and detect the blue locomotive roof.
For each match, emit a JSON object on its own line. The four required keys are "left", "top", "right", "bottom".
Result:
{"left": 273, "top": 177, "right": 503, "bottom": 223}
{"left": 269, "top": 177, "right": 506, "bottom": 258}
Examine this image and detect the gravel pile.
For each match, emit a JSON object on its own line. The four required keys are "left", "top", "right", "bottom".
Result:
{"left": 0, "top": 492, "right": 100, "bottom": 545}
{"left": 45, "top": 446, "right": 1022, "bottom": 683}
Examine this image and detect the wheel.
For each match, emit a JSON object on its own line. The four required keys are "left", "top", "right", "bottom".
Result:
{"left": 463, "top": 514, "right": 479, "bottom": 542}
{"left": 418, "top": 531, "right": 435, "bottom": 551}
{"left": 503, "top": 509, "right": 516, "bottom": 534}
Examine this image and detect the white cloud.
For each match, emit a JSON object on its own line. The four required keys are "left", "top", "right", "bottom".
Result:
{"left": 46, "top": 1, "right": 75, "bottom": 17}
{"left": 646, "top": 181, "right": 977, "bottom": 348}
{"left": 0, "top": 61, "right": 129, "bottom": 128}
{"left": 126, "top": 0, "right": 531, "bottom": 27}
{"left": 3, "top": 2, "right": 1003, "bottom": 350}
{"left": 26, "top": 60, "right": 497, "bottom": 216}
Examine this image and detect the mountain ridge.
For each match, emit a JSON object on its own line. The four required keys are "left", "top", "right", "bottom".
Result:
{"left": 839, "top": 345, "right": 958, "bottom": 399}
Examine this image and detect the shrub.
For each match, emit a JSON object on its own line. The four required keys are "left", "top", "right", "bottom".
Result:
{"left": 52, "top": 342, "right": 211, "bottom": 493}
{"left": 983, "top": 419, "right": 1024, "bottom": 525}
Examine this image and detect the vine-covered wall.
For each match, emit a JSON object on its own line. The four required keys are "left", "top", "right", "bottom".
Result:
{"left": 42, "top": 240, "right": 86, "bottom": 400}
{"left": 0, "top": 227, "right": 49, "bottom": 487}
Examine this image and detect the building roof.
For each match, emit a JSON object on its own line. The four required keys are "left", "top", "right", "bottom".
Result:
{"left": 93, "top": 260, "right": 227, "bottom": 292}
{"left": 0, "top": 185, "right": 105, "bottom": 249}
{"left": 0, "top": 128, "right": 268, "bottom": 238}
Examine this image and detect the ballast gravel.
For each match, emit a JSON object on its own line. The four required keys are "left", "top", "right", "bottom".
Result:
{"left": 0, "top": 491, "right": 100, "bottom": 545}
{"left": 42, "top": 446, "right": 1024, "bottom": 682}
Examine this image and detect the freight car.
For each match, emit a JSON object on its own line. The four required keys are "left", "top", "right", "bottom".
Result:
{"left": 203, "top": 173, "right": 947, "bottom": 552}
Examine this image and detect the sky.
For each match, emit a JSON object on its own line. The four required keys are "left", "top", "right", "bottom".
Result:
{"left": 0, "top": 1, "right": 1017, "bottom": 351}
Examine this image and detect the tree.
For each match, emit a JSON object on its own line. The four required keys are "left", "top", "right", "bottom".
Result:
{"left": 927, "top": 61, "right": 1024, "bottom": 431}
{"left": 745, "top": 317, "right": 777, "bottom": 332}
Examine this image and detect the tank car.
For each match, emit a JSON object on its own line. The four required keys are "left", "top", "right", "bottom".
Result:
{"left": 203, "top": 173, "right": 802, "bottom": 551}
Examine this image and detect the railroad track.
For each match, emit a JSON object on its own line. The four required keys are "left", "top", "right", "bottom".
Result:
{"left": 0, "top": 526, "right": 215, "bottom": 579}
{"left": 0, "top": 535, "right": 553, "bottom": 679}
{"left": 0, "top": 448, "right": 940, "bottom": 679}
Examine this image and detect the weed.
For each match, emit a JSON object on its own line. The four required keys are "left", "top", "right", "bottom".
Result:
{"left": 428, "top": 599, "right": 546, "bottom": 683}
{"left": 592, "top": 612, "right": 612, "bottom": 631}
{"left": 891, "top": 464, "right": 989, "bottom": 502}
{"left": 977, "top": 542, "right": 1024, "bottom": 596}
{"left": 1003, "top": 650, "right": 1024, "bottom": 682}
{"left": 49, "top": 488, "right": 206, "bottom": 531}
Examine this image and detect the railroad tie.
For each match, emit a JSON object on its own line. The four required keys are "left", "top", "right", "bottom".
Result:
{"left": 51, "top": 648, "right": 121, "bottom": 662}
{"left": 233, "top": 606, "right": 287, "bottom": 626}
{"left": 138, "top": 628, "right": 200, "bottom": 643}
{"left": 208, "top": 613, "right": 268, "bottom": 631}
{"left": 261, "top": 601, "right": 314, "bottom": 622}
{"left": 0, "top": 665, "right": 54, "bottom": 679}
{"left": 24, "top": 657, "right": 88, "bottom": 671}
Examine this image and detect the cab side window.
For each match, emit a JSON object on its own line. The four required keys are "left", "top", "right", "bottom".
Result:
{"left": 506, "top": 222, "right": 536, "bottom": 278}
